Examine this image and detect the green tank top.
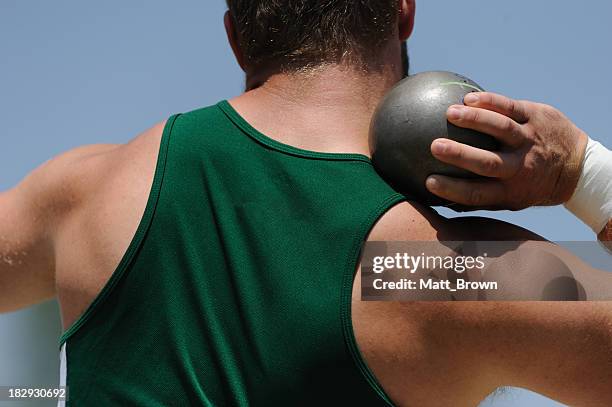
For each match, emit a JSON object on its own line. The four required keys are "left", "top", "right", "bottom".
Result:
{"left": 58, "top": 101, "right": 405, "bottom": 406}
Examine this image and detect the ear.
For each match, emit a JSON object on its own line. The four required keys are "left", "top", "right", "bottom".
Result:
{"left": 399, "top": 0, "right": 416, "bottom": 41}
{"left": 224, "top": 11, "right": 246, "bottom": 71}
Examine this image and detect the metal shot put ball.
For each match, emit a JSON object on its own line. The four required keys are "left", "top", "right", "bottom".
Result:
{"left": 369, "top": 71, "right": 499, "bottom": 206}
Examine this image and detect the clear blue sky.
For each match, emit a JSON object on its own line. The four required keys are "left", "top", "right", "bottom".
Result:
{"left": 1, "top": 1, "right": 610, "bottom": 406}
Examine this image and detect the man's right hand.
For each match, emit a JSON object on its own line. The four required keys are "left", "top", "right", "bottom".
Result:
{"left": 424, "top": 92, "right": 588, "bottom": 211}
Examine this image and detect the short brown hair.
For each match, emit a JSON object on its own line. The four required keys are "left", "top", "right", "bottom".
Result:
{"left": 226, "top": 0, "right": 400, "bottom": 71}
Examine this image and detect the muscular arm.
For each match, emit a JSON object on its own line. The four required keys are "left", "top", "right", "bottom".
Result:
{"left": 355, "top": 202, "right": 612, "bottom": 407}
{"left": 436, "top": 221, "right": 612, "bottom": 407}
{"left": 0, "top": 144, "right": 118, "bottom": 313}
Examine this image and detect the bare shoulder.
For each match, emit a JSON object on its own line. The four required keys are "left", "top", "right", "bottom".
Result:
{"left": 95, "top": 121, "right": 168, "bottom": 201}
{"left": 28, "top": 121, "right": 167, "bottom": 218}
{"left": 0, "top": 121, "right": 167, "bottom": 313}
{"left": 357, "top": 202, "right": 611, "bottom": 406}
{"left": 356, "top": 201, "right": 505, "bottom": 406}
{"left": 73, "top": 120, "right": 167, "bottom": 190}
{"left": 52, "top": 120, "right": 168, "bottom": 327}
{"left": 368, "top": 200, "right": 543, "bottom": 242}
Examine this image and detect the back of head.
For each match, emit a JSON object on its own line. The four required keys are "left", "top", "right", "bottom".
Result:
{"left": 225, "top": 0, "right": 401, "bottom": 72}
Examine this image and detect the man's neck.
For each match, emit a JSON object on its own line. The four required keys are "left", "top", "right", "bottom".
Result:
{"left": 228, "top": 64, "right": 401, "bottom": 157}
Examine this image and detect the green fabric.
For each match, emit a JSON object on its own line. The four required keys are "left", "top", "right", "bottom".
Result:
{"left": 59, "top": 101, "right": 405, "bottom": 406}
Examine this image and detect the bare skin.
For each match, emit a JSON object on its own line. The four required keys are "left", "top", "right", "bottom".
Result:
{"left": 1, "top": 0, "right": 611, "bottom": 405}
{"left": 354, "top": 204, "right": 612, "bottom": 407}
{"left": 428, "top": 94, "right": 589, "bottom": 210}
{"left": 0, "top": 126, "right": 163, "bottom": 321}
{"left": 427, "top": 87, "right": 611, "bottom": 241}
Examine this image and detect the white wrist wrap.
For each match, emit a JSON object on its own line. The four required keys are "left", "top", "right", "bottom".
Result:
{"left": 564, "top": 138, "right": 612, "bottom": 234}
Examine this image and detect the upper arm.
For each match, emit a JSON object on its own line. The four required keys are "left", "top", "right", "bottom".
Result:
{"left": 0, "top": 144, "right": 118, "bottom": 312}
{"left": 358, "top": 201, "right": 612, "bottom": 405}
